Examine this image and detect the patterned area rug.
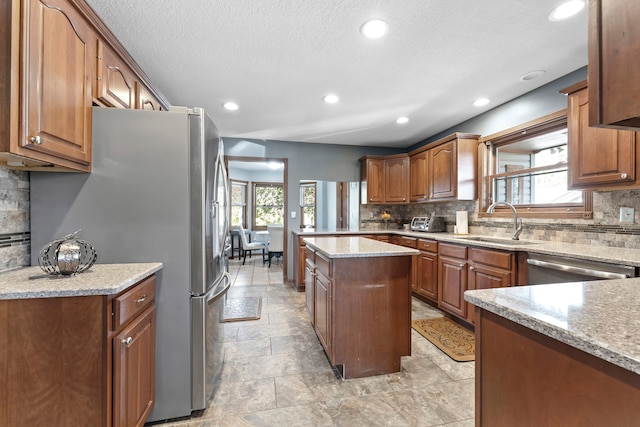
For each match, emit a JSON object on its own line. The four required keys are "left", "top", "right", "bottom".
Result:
{"left": 223, "top": 296, "right": 262, "bottom": 322}
{"left": 412, "top": 317, "right": 475, "bottom": 362}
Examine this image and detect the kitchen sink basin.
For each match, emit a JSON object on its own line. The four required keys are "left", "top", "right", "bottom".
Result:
{"left": 458, "top": 236, "right": 539, "bottom": 246}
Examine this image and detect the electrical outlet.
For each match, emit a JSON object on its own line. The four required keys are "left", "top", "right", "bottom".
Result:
{"left": 620, "top": 207, "right": 635, "bottom": 224}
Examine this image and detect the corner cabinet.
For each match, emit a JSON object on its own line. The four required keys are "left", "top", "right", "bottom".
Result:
{"left": 563, "top": 80, "right": 640, "bottom": 190}
{"left": 0, "top": 274, "right": 156, "bottom": 426}
{"left": 588, "top": 0, "right": 640, "bottom": 131}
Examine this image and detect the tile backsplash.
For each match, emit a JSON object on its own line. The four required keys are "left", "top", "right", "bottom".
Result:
{"left": 360, "top": 191, "right": 640, "bottom": 249}
{"left": 0, "top": 166, "right": 30, "bottom": 272}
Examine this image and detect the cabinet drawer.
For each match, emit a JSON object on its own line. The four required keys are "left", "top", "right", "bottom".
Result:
{"left": 439, "top": 243, "right": 467, "bottom": 259}
{"left": 470, "top": 248, "right": 512, "bottom": 270}
{"left": 417, "top": 239, "right": 438, "bottom": 253}
{"left": 396, "top": 236, "right": 418, "bottom": 248}
{"left": 305, "top": 247, "right": 316, "bottom": 263}
{"left": 113, "top": 275, "right": 156, "bottom": 330}
{"left": 315, "top": 251, "right": 332, "bottom": 278}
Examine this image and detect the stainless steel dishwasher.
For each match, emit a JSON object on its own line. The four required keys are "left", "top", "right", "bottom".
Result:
{"left": 527, "top": 253, "right": 638, "bottom": 284}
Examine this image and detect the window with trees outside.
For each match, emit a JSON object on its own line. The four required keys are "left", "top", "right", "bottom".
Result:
{"left": 230, "top": 180, "right": 247, "bottom": 228}
{"left": 480, "top": 110, "right": 592, "bottom": 219}
{"left": 252, "top": 182, "right": 284, "bottom": 230}
{"left": 300, "top": 182, "right": 316, "bottom": 228}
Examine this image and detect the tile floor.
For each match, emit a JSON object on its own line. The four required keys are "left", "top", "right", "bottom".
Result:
{"left": 153, "top": 257, "right": 475, "bottom": 426}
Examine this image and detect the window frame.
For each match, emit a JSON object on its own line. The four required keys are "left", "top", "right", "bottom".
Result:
{"left": 230, "top": 179, "right": 248, "bottom": 228}
{"left": 299, "top": 181, "right": 317, "bottom": 228}
{"left": 479, "top": 109, "right": 593, "bottom": 219}
{"left": 251, "top": 181, "right": 285, "bottom": 230}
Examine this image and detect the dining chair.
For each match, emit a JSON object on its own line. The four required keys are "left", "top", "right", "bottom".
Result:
{"left": 266, "top": 224, "right": 284, "bottom": 267}
{"left": 234, "top": 225, "right": 268, "bottom": 265}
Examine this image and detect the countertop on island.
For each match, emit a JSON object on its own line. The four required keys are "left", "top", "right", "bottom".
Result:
{"left": 293, "top": 228, "right": 640, "bottom": 267}
{"left": 0, "top": 263, "right": 163, "bottom": 300}
{"left": 304, "top": 236, "right": 419, "bottom": 258}
{"left": 465, "top": 278, "right": 640, "bottom": 375}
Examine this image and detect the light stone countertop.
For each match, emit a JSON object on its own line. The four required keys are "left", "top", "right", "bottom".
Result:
{"left": 464, "top": 279, "right": 640, "bottom": 375}
{"left": 0, "top": 263, "right": 163, "bottom": 300}
{"left": 293, "top": 229, "right": 640, "bottom": 267}
{"left": 304, "top": 236, "right": 419, "bottom": 258}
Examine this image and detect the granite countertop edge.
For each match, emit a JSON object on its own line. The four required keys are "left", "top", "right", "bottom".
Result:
{"left": 465, "top": 283, "right": 640, "bottom": 375}
{"left": 303, "top": 236, "right": 419, "bottom": 258}
{"left": 0, "top": 263, "right": 163, "bottom": 300}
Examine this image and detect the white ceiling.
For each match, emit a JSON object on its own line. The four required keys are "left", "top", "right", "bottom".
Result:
{"left": 85, "top": 0, "right": 588, "bottom": 149}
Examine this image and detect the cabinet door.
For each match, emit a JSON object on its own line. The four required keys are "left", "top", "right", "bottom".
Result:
{"left": 410, "top": 151, "right": 428, "bottom": 202}
{"left": 22, "top": 0, "right": 93, "bottom": 170}
{"left": 362, "top": 158, "right": 385, "bottom": 203}
{"left": 467, "top": 263, "right": 511, "bottom": 324}
{"left": 305, "top": 259, "right": 315, "bottom": 324}
{"left": 417, "top": 251, "right": 438, "bottom": 302}
{"left": 135, "top": 81, "right": 162, "bottom": 111}
{"left": 113, "top": 305, "right": 155, "bottom": 427}
{"left": 314, "top": 270, "right": 331, "bottom": 355}
{"left": 430, "top": 140, "right": 457, "bottom": 199}
{"left": 385, "top": 156, "right": 409, "bottom": 203}
{"left": 568, "top": 87, "right": 636, "bottom": 188}
{"left": 96, "top": 39, "right": 135, "bottom": 109}
{"left": 438, "top": 255, "right": 467, "bottom": 318}
{"left": 588, "top": 0, "right": 640, "bottom": 130}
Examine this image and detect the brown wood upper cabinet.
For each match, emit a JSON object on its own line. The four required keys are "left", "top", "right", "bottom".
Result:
{"left": 409, "top": 150, "right": 429, "bottom": 202}
{"left": 96, "top": 38, "right": 136, "bottom": 109}
{"left": 1, "top": 0, "right": 94, "bottom": 171}
{"left": 588, "top": 0, "right": 640, "bottom": 131}
{"left": 563, "top": 80, "right": 640, "bottom": 190}
{"left": 360, "top": 154, "right": 409, "bottom": 204}
{"left": 408, "top": 133, "right": 480, "bottom": 202}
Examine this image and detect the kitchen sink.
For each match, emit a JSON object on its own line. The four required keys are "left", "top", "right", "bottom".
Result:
{"left": 457, "top": 236, "right": 539, "bottom": 246}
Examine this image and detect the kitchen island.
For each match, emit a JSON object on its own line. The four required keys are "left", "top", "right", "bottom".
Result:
{"left": 465, "top": 280, "right": 640, "bottom": 426}
{"left": 304, "top": 236, "right": 419, "bottom": 378}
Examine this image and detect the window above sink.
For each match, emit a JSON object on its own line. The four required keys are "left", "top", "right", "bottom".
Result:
{"left": 479, "top": 110, "right": 593, "bottom": 219}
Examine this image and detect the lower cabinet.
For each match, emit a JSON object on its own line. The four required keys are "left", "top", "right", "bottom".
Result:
{"left": 0, "top": 273, "right": 156, "bottom": 426}
{"left": 304, "top": 250, "right": 315, "bottom": 322}
{"left": 416, "top": 239, "right": 438, "bottom": 303}
{"left": 314, "top": 267, "right": 332, "bottom": 353}
{"left": 438, "top": 243, "right": 516, "bottom": 324}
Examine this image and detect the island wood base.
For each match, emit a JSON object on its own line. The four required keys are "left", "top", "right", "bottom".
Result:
{"left": 475, "top": 309, "right": 640, "bottom": 426}
{"left": 306, "top": 248, "right": 412, "bottom": 379}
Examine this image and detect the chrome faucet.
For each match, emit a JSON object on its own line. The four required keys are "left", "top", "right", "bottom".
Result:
{"left": 487, "top": 202, "right": 523, "bottom": 240}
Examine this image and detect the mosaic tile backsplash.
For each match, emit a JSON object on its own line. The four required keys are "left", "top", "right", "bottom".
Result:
{"left": 0, "top": 166, "right": 30, "bottom": 272}
{"left": 360, "top": 191, "right": 640, "bottom": 249}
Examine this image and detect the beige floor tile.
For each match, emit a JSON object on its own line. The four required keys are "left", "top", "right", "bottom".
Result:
{"left": 156, "top": 257, "right": 476, "bottom": 427}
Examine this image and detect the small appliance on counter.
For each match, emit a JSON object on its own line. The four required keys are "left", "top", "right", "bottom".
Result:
{"left": 410, "top": 214, "right": 446, "bottom": 232}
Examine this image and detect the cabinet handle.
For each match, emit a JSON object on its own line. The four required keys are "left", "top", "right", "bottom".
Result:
{"left": 29, "top": 136, "right": 42, "bottom": 145}
{"left": 135, "top": 294, "right": 147, "bottom": 304}
{"left": 469, "top": 266, "right": 475, "bottom": 271}
{"left": 621, "top": 173, "right": 628, "bottom": 179}
{"left": 459, "top": 263, "right": 466, "bottom": 268}
{"left": 122, "top": 337, "right": 132, "bottom": 345}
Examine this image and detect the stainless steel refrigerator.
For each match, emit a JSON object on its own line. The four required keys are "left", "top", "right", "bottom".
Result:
{"left": 30, "top": 106, "right": 231, "bottom": 422}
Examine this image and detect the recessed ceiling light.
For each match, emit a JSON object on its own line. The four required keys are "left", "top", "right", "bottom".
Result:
{"left": 360, "top": 19, "right": 389, "bottom": 39}
{"left": 520, "top": 70, "right": 547, "bottom": 81}
{"left": 223, "top": 102, "right": 239, "bottom": 111}
{"left": 267, "top": 162, "right": 282, "bottom": 169}
{"left": 396, "top": 117, "right": 409, "bottom": 124}
{"left": 322, "top": 94, "right": 339, "bottom": 104}
{"left": 472, "top": 98, "right": 490, "bottom": 107}
{"left": 548, "top": 0, "right": 585, "bottom": 21}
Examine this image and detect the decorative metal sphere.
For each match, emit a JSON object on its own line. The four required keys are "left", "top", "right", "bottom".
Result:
{"left": 38, "top": 230, "right": 97, "bottom": 276}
